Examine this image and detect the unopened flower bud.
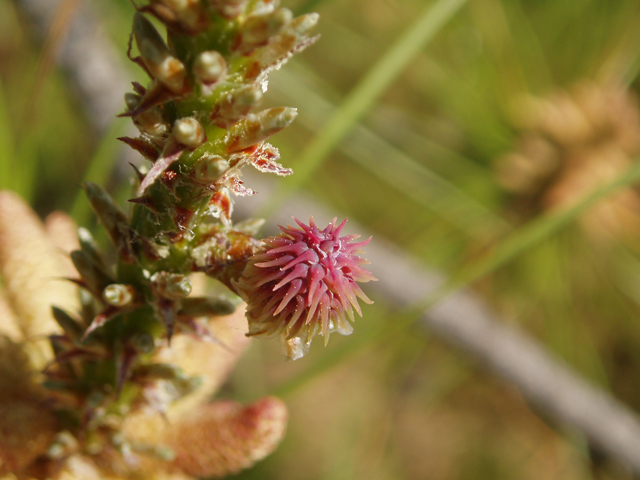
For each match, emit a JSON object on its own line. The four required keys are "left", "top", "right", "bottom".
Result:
{"left": 193, "top": 51, "right": 227, "bottom": 84}
{"left": 133, "top": 13, "right": 187, "bottom": 93}
{"left": 173, "top": 117, "right": 206, "bottom": 147}
{"left": 103, "top": 284, "right": 137, "bottom": 307}
{"left": 226, "top": 107, "right": 297, "bottom": 152}
{"left": 146, "top": 0, "right": 204, "bottom": 32}
{"left": 134, "top": 106, "right": 169, "bottom": 137}
{"left": 289, "top": 12, "right": 319, "bottom": 36}
{"left": 130, "top": 332, "right": 155, "bottom": 353}
{"left": 255, "top": 33, "right": 298, "bottom": 68}
{"left": 215, "top": 85, "right": 263, "bottom": 126}
{"left": 240, "top": 9, "right": 293, "bottom": 50}
{"left": 194, "top": 155, "right": 229, "bottom": 183}
{"left": 210, "top": 0, "right": 247, "bottom": 18}
{"left": 151, "top": 272, "right": 192, "bottom": 299}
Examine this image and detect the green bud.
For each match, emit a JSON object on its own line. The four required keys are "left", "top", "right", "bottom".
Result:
{"left": 133, "top": 13, "right": 187, "bottom": 93}
{"left": 240, "top": 8, "right": 293, "bottom": 51}
{"left": 194, "top": 155, "right": 229, "bottom": 183}
{"left": 103, "top": 284, "right": 137, "bottom": 307}
{"left": 151, "top": 272, "right": 192, "bottom": 299}
{"left": 289, "top": 12, "right": 319, "bottom": 36}
{"left": 226, "top": 106, "right": 297, "bottom": 152}
{"left": 130, "top": 332, "right": 155, "bottom": 353}
{"left": 255, "top": 29, "right": 319, "bottom": 69}
{"left": 134, "top": 105, "right": 169, "bottom": 138}
{"left": 193, "top": 50, "right": 227, "bottom": 84}
{"left": 215, "top": 84, "right": 262, "bottom": 126}
{"left": 173, "top": 116, "right": 206, "bottom": 147}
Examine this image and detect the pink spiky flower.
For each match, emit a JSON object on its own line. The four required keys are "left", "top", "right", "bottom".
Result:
{"left": 234, "top": 217, "right": 376, "bottom": 360}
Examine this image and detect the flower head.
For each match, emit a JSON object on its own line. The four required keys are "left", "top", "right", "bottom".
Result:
{"left": 235, "top": 217, "right": 376, "bottom": 360}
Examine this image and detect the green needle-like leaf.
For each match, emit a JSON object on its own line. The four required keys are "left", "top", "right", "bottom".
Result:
{"left": 70, "top": 119, "right": 128, "bottom": 225}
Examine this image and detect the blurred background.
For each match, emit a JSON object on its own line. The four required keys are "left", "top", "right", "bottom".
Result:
{"left": 3, "top": 0, "right": 640, "bottom": 478}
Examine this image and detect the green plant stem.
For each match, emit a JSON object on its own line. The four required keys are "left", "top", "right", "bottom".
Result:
{"left": 260, "top": 0, "right": 469, "bottom": 217}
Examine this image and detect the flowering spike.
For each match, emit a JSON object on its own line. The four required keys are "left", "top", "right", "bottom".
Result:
{"left": 0, "top": 3, "right": 376, "bottom": 476}
{"left": 234, "top": 218, "right": 376, "bottom": 359}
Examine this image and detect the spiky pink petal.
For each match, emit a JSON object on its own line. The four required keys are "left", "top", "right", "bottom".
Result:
{"left": 234, "top": 217, "right": 376, "bottom": 360}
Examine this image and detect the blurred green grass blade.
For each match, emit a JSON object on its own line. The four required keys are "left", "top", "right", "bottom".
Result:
{"left": 0, "top": 79, "right": 15, "bottom": 192}
{"left": 0, "top": 78, "right": 37, "bottom": 201}
{"left": 70, "top": 119, "right": 127, "bottom": 224}
{"left": 271, "top": 67, "right": 508, "bottom": 240}
{"left": 14, "top": 133, "right": 38, "bottom": 203}
{"left": 343, "top": 122, "right": 510, "bottom": 241}
{"left": 419, "top": 158, "right": 640, "bottom": 313}
{"left": 273, "top": 158, "right": 640, "bottom": 396}
{"left": 500, "top": 0, "right": 553, "bottom": 92}
{"left": 261, "top": 0, "right": 469, "bottom": 216}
